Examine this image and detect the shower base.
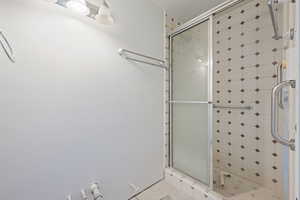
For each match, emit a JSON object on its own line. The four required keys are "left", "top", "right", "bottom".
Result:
{"left": 227, "top": 188, "right": 281, "bottom": 200}
{"left": 164, "top": 168, "right": 281, "bottom": 200}
{"left": 134, "top": 178, "right": 280, "bottom": 200}
{"left": 213, "top": 168, "right": 281, "bottom": 200}
{"left": 213, "top": 168, "right": 260, "bottom": 197}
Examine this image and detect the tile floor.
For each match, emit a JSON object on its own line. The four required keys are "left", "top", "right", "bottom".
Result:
{"left": 135, "top": 180, "right": 195, "bottom": 200}
{"left": 227, "top": 188, "right": 281, "bottom": 200}
{"left": 134, "top": 178, "right": 281, "bottom": 200}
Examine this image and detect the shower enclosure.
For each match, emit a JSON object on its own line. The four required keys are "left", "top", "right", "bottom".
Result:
{"left": 168, "top": 0, "right": 297, "bottom": 199}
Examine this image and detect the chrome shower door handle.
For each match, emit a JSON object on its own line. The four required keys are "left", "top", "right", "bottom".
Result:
{"left": 271, "top": 80, "right": 296, "bottom": 151}
{"left": 0, "top": 31, "right": 15, "bottom": 63}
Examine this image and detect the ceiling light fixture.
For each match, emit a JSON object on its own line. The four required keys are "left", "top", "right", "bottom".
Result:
{"left": 66, "top": 0, "right": 90, "bottom": 16}
{"left": 95, "top": 0, "right": 114, "bottom": 25}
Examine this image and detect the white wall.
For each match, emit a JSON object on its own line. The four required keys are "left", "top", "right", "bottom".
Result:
{"left": 0, "top": 0, "right": 164, "bottom": 200}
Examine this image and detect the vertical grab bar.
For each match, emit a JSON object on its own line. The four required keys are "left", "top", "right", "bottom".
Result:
{"left": 271, "top": 80, "right": 296, "bottom": 151}
{"left": 0, "top": 31, "right": 15, "bottom": 63}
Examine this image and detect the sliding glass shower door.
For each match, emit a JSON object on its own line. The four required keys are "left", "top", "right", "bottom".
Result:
{"left": 170, "top": 19, "right": 212, "bottom": 185}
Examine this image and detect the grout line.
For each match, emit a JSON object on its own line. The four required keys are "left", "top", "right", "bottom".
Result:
{"left": 128, "top": 178, "right": 165, "bottom": 200}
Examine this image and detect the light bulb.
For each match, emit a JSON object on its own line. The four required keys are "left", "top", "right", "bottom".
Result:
{"left": 96, "top": 0, "right": 114, "bottom": 25}
{"left": 66, "top": 0, "right": 90, "bottom": 16}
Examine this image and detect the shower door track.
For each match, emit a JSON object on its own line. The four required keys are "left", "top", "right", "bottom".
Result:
{"left": 169, "top": 0, "right": 245, "bottom": 38}
{"left": 167, "top": 0, "right": 247, "bottom": 190}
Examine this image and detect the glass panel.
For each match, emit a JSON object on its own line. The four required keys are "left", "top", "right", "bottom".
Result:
{"left": 172, "top": 103, "right": 210, "bottom": 184}
{"left": 172, "top": 20, "right": 209, "bottom": 101}
{"left": 171, "top": 20, "right": 211, "bottom": 185}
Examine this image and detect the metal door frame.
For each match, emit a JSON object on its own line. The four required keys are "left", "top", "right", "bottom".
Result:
{"left": 295, "top": 0, "right": 300, "bottom": 199}
{"left": 167, "top": 0, "right": 245, "bottom": 188}
{"left": 168, "top": 16, "right": 212, "bottom": 186}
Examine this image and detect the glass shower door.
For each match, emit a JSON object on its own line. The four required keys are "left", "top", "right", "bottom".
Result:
{"left": 170, "top": 19, "right": 212, "bottom": 185}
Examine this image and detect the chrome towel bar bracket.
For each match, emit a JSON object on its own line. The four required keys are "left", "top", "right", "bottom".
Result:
{"left": 118, "top": 48, "right": 167, "bottom": 69}
{"left": 168, "top": 100, "right": 212, "bottom": 104}
{"left": 213, "top": 105, "right": 252, "bottom": 110}
{"left": 168, "top": 101, "right": 252, "bottom": 110}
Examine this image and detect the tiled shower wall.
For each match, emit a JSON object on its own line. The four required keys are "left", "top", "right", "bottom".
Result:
{"left": 213, "top": 0, "right": 285, "bottom": 198}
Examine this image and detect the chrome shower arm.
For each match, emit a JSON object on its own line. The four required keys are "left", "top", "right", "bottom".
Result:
{"left": 268, "top": 0, "right": 282, "bottom": 40}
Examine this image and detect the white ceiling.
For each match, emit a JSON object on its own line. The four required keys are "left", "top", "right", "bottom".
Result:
{"left": 151, "top": 0, "right": 228, "bottom": 23}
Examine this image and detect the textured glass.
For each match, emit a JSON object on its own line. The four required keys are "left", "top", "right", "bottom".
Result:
{"left": 172, "top": 20, "right": 209, "bottom": 101}
{"left": 172, "top": 103, "right": 209, "bottom": 184}
{"left": 171, "top": 20, "right": 210, "bottom": 184}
